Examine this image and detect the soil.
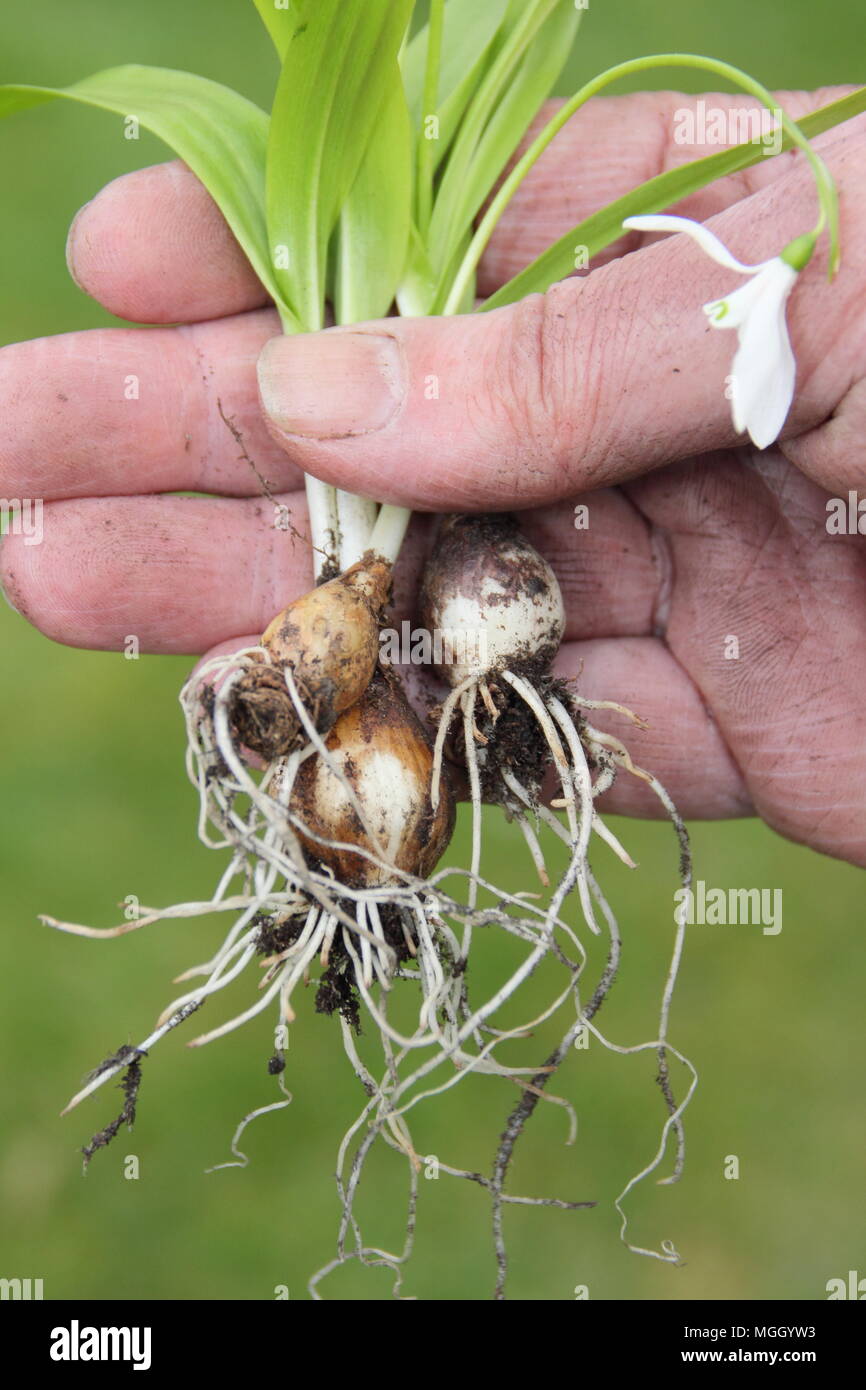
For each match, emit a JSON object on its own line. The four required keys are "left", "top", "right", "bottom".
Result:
{"left": 447, "top": 674, "right": 590, "bottom": 804}
{"left": 229, "top": 663, "right": 305, "bottom": 762}
{"left": 81, "top": 1046, "right": 145, "bottom": 1170}
{"left": 253, "top": 901, "right": 418, "bottom": 1033}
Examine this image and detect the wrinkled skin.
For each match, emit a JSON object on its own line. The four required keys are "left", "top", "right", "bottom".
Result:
{"left": 2, "top": 88, "right": 865, "bottom": 863}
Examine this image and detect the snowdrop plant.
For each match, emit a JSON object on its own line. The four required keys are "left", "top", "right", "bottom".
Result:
{"left": 4, "top": 0, "right": 863, "bottom": 1297}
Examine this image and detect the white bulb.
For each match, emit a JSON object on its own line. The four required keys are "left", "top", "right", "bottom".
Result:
{"left": 422, "top": 522, "right": 565, "bottom": 687}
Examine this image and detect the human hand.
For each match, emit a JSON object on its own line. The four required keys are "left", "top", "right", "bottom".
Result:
{"left": 2, "top": 88, "right": 864, "bottom": 862}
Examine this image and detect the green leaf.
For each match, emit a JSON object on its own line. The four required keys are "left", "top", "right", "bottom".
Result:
{"left": 401, "top": 0, "right": 509, "bottom": 165}
{"left": 0, "top": 65, "right": 284, "bottom": 316}
{"left": 333, "top": 74, "right": 412, "bottom": 324}
{"left": 251, "top": 0, "right": 302, "bottom": 57}
{"left": 396, "top": 224, "right": 438, "bottom": 317}
{"left": 483, "top": 85, "right": 866, "bottom": 312}
{"left": 449, "top": 233, "right": 477, "bottom": 315}
{"left": 428, "top": 0, "right": 580, "bottom": 288}
{"left": 266, "top": 0, "right": 414, "bottom": 332}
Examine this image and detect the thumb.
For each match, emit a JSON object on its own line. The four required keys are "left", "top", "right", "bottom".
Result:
{"left": 255, "top": 176, "right": 829, "bottom": 511}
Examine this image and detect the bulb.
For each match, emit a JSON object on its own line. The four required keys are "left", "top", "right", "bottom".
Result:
{"left": 231, "top": 555, "right": 392, "bottom": 760}
{"left": 420, "top": 515, "right": 564, "bottom": 687}
{"left": 285, "top": 669, "right": 455, "bottom": 887}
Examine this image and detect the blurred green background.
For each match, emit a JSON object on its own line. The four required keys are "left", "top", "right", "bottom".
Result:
{"left": 1, "top": 1, "right": 863, "bottom": 1302}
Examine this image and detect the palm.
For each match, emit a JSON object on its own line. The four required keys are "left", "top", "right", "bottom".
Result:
{"left": 530, "top": 450, "right": 866, "bottom": 858}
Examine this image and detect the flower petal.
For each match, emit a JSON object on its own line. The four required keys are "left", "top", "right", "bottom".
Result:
{"left": 703, "top": 266, "right": 781, "bottom": 329}
{"left": 623, "top": 214, "right": 767, "bottom": 275}
{"left": 728, "top": 268, "right": 798, "bottom": 447}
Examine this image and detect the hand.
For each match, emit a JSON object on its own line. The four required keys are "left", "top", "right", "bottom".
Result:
{"left": 2, "top": 89, "right": 865, "bottom": 863}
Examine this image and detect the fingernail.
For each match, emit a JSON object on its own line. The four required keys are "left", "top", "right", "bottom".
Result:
{"left": 257, "top": 331, "right": 405, "bottom": 440}
{"left": 65, "top": 198, "right": 94, "bottom": 293}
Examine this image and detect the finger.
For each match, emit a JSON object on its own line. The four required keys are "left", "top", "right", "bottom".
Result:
{"left": 66, "top": 161, "right": 269, "bottom": 324}
{"left": 0, "top": 308, "right": 308, "bottom": 501}
{"left": 0, "top": 496, "right": 438, "bottom": 654}
{"left": 0, "top": 493, "right": 312, "bottom": 654}
{"left": 0, "top": 488, "right": 657, "bottom": 653}
{"left": 256, "top": 132, "right": 866, "bottom": 511}
{"left": 65, "top": 90, "right": 859, "bottom": 324}
{"left": 553, "top": 636, "right": 751, "bottom": 821}
{"left": 628, "top": 450, "right": 866, "bottom": 864}
{"left": 480, "top": 85, "right": 862, "bottom": 293}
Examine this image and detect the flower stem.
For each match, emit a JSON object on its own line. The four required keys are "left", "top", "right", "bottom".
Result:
{"left": 444, "top": 51, "right": 840, "bottom": 314}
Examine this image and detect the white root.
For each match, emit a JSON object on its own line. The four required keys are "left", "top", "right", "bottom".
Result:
{"left": 360, "top": 654, "right": 694, "bottom": 1296}
{"left": 498, "top": 672, "right": 597, "bottom": 938}
{"left": 461, "top": 690, "right": 482, "bottom": 968}
{"left": 512, "top": 808, "right": 550, "bottom": 886}
{"left": 430, "top": 673, "right": 478, "bottom": 811}
{"left": 204, "top": 1068, "right": 293, "bottom": 1174}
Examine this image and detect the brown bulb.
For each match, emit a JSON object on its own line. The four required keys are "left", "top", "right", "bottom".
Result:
{"left": 285, "top": 669, "right": 455, "bottom": 887}
{"left": 231, "top": 555, "right": 392, "bottom": 761}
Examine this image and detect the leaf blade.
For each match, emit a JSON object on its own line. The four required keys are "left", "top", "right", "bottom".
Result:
{"left": 251, "top": 0, "right": 302, "bottom": 57}
{"left": 0, "top": 65, "right": 283, "bottom": 314}
{"left": 401, "top": 0, "right": 509, "bottom": 166}
{"left": 482, "top": 86, "right": 866, "bottom": 311}
{"left": 333, "top": 74, "right": 413, "bottom": 324}
{"left": 266, "top": 0, "right": 414, "bottom": 330}
{"left": 428, "top": 0, "right": 580, "bottom": 286}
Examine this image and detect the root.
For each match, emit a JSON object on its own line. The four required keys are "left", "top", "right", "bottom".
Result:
{"left": 205, "top": 1066, "right": 292, "bottom": 1174}
{"left": 461, "top": 688, "right": 482, "bottom": 960}
{"left": 489, "top": 859, "right": 623, "bottom": 1299}
{"left": 417, "top": 665, "right": 697, "bottom": 1291}
{"left": 80, "top": 1047, "right": 145, "bottom": 1172}
{"left": 430, "top": 674, "right": 478, "bottom": 811}
{"left": 578, "top": 719, "right": 693, "bottom": 1183}
{"left": 61, "top": 1002, "right": 202, "bottom": 1117}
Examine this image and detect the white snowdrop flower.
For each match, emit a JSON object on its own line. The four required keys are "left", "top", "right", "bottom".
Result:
{"left": 624, "top": 213, "right": 816, "bottom": 449}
